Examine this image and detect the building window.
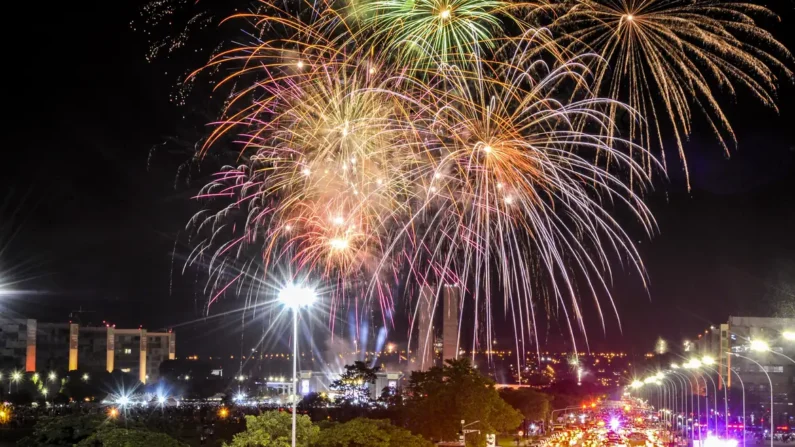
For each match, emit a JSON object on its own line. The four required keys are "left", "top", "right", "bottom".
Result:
{"left": 124, "top": 348, "right": 132, "bottom": 354}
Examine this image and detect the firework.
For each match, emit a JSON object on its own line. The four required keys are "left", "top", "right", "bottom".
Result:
{"left": 187, "top": 0, "right": 657, "bottom": 355}
{"left": 550, "top": 0, "right": 793, "bottom": 187}
{"left": 174, "top": 0, "right": 790, "bottom": 359}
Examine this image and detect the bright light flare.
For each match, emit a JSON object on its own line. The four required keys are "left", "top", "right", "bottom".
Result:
{"left": 784, "top": 331, "right": 795, "bottom": 341}
{"left": 278, "top": 284, "right": 317, "bottom": 310}
{"left": 702, "top": 356, "right": 715, "bottom": 365}
{"left": 749, "top": 339, "right": 770, "bottom": 352}
{"left": 685, "top": 359, "right": 702, "bottom": 369}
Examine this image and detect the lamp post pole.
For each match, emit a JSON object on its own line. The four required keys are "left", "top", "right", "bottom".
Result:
{"left": 292, "top": 306, "right": 298, "bottom": 447}
{"left": 732, "top": 353, "right": 773, "bottom": 447}
{"left": 279, "top": 284, "right": 316, "bottom": 447}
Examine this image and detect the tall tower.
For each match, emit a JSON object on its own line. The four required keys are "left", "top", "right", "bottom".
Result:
{"left": 442, "top": 284, "right": 460, "bottom": 362}
{"left": 417, "top": 284, "right": 435, "bottom": 370}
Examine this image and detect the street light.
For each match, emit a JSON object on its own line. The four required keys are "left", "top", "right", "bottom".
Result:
{"left": 685, "top": 359, "right": 702, "bottom": 369}
{"left": 48, "top": 371, "right": 57, "bottom": 382}
{"left": 749, "top": 340, "right": 769, "bottom": 352}
{"left": 279, "top": 283, "right": 317, "bottom": 447}
{"left": 783, "top": 331, "right": 795, "bottom": 341}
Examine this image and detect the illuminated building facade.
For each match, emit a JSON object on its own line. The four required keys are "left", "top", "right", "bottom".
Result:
{"left": 0, "top": 317, "right": 175, "bottom": 383}
{"left": 297, "top": 369, "right": 402, "bottom": 400}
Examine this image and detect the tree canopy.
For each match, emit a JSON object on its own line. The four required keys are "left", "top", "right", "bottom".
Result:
{"left": 402, "top": 358, "right": 523, "bottom": 444}
{"left": 225, "top": 411, "right": 319, "bottom": 447}
{"left": 499, "top": 388, "right": 551, "bottom": 422}
{"left": 77, "top": 427, "right": 187, "bottom": 447}
{"left": 18, "top": 414, "right": 185, "bottom": 447}
{"left": 330, "top": 361, "right": 379, "bottom": 405}
{"left": 315, "top": 418, "right": 432, "bottom": 447}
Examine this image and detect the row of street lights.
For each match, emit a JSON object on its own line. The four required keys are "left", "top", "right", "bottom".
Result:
{"left": 631, "top": 336, "right": 794, "bottom": 447}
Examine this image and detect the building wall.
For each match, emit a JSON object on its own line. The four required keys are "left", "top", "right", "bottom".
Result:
{"left": 0, "top": 318, "right": 30, "bottom": 370}
{"left": 0, "top": 318, "right": 174, "bottom": 383}
{"left": 77, "top": 327, "right": 109, "bottom": 372}
{"left": 725, "top": 316, "right": 795, "bottom": 426}
{"left": 35, "top": 323, "right": 70, "bottom": 372}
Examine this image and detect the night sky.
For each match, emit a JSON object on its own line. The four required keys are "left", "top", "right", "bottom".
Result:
{"left": 2, "top": 0, "right": 793, "bottom": 357}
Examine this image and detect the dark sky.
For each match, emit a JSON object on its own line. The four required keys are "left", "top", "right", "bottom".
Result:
{"left": 1, "top": 0, "right": 793, "bottom": 357}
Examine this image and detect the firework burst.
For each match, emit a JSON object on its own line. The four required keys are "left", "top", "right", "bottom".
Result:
{"left": 550, "top": 0, "right": 793, "bottom": 187}
{"left": 167, "top": 0, "right": 792, "bottom": 359}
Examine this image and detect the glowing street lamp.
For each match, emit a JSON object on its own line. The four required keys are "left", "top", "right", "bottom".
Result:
{"left": 701, "top": 356, "right": 715, "bottom": 366}
{"left": 279, "top": 283, "right": 317, "bottom": 447}
{"left": 749, "top": 340, "right": 770, "bottom": 352}
{"left": 684, "top": 359, "right": 702, "bottom": 369}
{"left": 630, "top": 380, "right": 643, "bottom": 389}
{"left": 48, "top": 371, "right": 57, "bottom": 382}
{"left": 82, "top": 373, "right": 89, "bottom": 382}
{"left": 783, "top": 331, "right": 795, "bottom": 341}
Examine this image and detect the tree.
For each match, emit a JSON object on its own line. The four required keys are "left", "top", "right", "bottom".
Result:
{"left": 402, "top": 358, "right": 523, "bottom": 445}
{"left": 499, "top": 388, "right": 551, "bottom": 422}
{"left": 299, "top": 392, "right": 331, "bottom": 409}
{"left": 330, "top": 361, "right": 379, "bottom": 404}
{"left": 77, "top": 427, "right": 187, "bottom": 447}
{"left": 225, "top": 411, "right": 319, "bottom": 447}
{"left": 316, "top": 418, "right": 432, "bottom": 447}
{"left": 18, "top": 414, "right": 104, "bottom": 447}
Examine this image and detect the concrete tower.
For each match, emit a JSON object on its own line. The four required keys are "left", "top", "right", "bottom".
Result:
{"left": 417, "top": 284, "right": 435, "bottom": 370}
{"left": 442, "top": 284, "right": 460, "bottom": 362}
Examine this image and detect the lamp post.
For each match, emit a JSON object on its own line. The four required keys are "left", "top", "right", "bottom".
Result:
{"left": 279, "top": 284, "right": 316, "bottom": 447}
{"left": 731, "top": 352, "right": 773, "bottom": 447}
{"left": 748, "top": 339, "right": 795, "bottom": 364}
{"left": 10, "top": 371, "right": 22, "bottom": 394}
{"left": 701, "top": 356, "right": 729, "bottom": 439}
{"left": 727, "top": 366, "right": 746, "bottom": 447}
